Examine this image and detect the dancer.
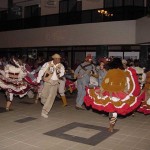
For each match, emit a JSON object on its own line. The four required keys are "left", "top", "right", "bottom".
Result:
{"left": 37, "top": 53, "right": 65, "bottom": 118}
{"left": 0, "top": 56, "right": 29, "bottom": 111}
{"left": 138, "top": 70, "right": 150, "bottom": 114}
{"left": 74, "top": 54, "right": 97, "bottom": 110}
{"left": 84, "top": 58, "right": 144, "bottom": 132}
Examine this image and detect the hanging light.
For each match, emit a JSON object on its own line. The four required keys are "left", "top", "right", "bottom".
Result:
{"left": 98, "top": 9, "right": 113, "bottom": 17}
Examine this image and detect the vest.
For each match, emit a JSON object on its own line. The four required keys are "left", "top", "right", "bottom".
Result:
{"left": 43, "top": 61, "right": 62, "bottom": 85}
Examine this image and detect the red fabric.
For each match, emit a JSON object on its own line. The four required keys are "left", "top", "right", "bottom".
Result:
{"left": 138, "top": 94, "right": 150, "bottom": 115}
{"left": 84, "top": 91, "right": 144, "bottom": 115}
{"left": 128, "top": 67, "right": 141, "bottom": 96}
{"left": 66, "top": 79, "right": 76, "bottom": 92}
{"left": 84, "top": 68, "right": 144, "bottom": 115}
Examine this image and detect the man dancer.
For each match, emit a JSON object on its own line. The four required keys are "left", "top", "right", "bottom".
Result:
{"left": 37, "top": 54, "right": 65, "bottom": 118}
{"left": 74, "top": 54, "right": 97, "bottom": 110}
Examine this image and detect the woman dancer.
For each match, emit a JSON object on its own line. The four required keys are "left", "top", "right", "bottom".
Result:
{"left": 84, "top": 58, "right": 144, "bottom": 132}
{"left": 0, "top": 56, "right": 29, "bottom": 110}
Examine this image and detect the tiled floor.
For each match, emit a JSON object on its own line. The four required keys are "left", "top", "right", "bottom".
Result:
{"left": 0, "top": 92, "right": 150, "bottom": 150}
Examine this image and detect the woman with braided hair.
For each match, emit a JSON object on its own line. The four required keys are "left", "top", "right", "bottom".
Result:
{"left": 84, "top": 58, "right": 144, "bottom": 132}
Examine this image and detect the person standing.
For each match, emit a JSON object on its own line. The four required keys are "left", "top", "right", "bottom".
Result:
{"left": 37, "top": 54, "right": 65, "bottom": 118}
{"left": 74, "top": 54, "right": 97, "bottom": 110}
{"left": 133, "top": 59, "right": 146, "bottom": 89}
{"left": 97, "top": 58, "right": 109, "bottom": 86}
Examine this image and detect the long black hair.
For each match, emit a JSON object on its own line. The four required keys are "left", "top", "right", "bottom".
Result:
{"left": 109, "top": 57, "right": 124, "bottom": 70}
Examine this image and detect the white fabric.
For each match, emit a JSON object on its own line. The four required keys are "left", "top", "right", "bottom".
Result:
{"left": 89, "top": 76, "right": 98, "bottom": 86}
{"left": 51, "top": 61, "right": 65, "bottom": 80}
{"left": 112, "top": 112, "right": 117, "bottom": 118}
{"left": 27, "top": 90, "right": 35, "bottom": 99}
{"left": 37, "top": 62, "right": 49, "bottom": 83}
{"left": 147, "top": 98, "right": 150, "bottom": 105}
{"left": 37, "top": 61, "right": 65, "bottom": 83}
{"left": 4, "top": 64, "right": 26, "bottom": 81}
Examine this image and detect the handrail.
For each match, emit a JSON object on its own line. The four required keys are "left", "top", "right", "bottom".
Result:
{"left": 0, "top": 6, "right": 147, "bottom": 32}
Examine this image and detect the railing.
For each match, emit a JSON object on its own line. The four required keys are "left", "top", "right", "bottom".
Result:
{"left": 0, "top": 6, "right": 147, "bottom": 32}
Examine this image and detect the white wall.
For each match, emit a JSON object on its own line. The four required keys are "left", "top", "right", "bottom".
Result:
{"left": 136, "top": 17, "right": 150, "bottom": 44}
{"left": 40, "top": 0, "right": 59, "bottom": 16}
{"left": 0, "top": 0, "right": 7, "bottom": 9}
{"left": 82, "top": 0, "right": 104, "bottom": 10}
{"left": 0, "top": 20, "right": 136, "bottom": 48}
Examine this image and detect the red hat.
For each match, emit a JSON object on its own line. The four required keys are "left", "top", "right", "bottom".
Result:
{"left": 85, "top": 54, "right": 92, "bottom": 61}
{"left": 98, "top": 57, "right": 110, "bottom": 64}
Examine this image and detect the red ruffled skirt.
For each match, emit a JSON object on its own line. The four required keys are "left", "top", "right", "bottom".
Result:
{"left": 84, "top": 68, "right": 144, "bottom": 115}
{"left": 138, "top": 98, "right": 150, "bottom": 114}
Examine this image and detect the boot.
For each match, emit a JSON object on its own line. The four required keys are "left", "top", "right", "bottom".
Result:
{"left": 6, "top": 101, "right": 12, "bottom": 111}
{"left": 61, "top": 96, "right": 68, "bottom": 107}
{"left": 108, "top": 123, "right": 114, "bottom": 132}
{"left": 108, "top": 117, "right": 117, "bottom": 132}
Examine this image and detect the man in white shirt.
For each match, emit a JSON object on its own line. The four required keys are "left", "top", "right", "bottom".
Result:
{"left": 37, "top": 53, "right": 65, "bottom": 118}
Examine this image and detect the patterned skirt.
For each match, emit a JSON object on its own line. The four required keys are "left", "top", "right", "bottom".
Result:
{"left": 0, "top": 73, "right": 30, "bottom": 97}
{"left": 84, "top": 68, "right": 145, "bottom": 115}
{"left": 138, "top": 99, "right": 150, "bottom": 115}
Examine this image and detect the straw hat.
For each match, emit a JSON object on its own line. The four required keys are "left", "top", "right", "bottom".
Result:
{"left": 52, "top": 53, "right": 61, "bottom": 59}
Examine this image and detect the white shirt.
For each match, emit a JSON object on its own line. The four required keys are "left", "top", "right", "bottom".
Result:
{"left": 37, "top": 61, "right": 65, "bottom": 83}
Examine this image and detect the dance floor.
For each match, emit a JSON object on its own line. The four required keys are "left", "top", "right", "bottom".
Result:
{"left": 0, "top": 92, "right": 150, "bottom": 150}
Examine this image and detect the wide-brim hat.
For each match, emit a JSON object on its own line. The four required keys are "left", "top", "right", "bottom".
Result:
{"left": 52, "top": 53, "right": 61, "bottom": 59}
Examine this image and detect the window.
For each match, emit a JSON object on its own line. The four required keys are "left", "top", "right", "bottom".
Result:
{"left": 77, "top": 0, "right": 82, "bottom": 11}
{"left": 124, "top": 0, "right": 134, "bottom": 6}
{"left": 114, "top": 0, "right": 123, "bottom": 7}
{"left": 59, "top": 0, "right": 68, "bottom": 13}
{"left": 134, "top": 0, "right": 144, "bottom": 6}
{"left": 24, "top": 5, "right": 40, "bottom": 18}
{"left": 0, "top": 10, "right": 8, "bottom": 21}
{"left": 147, "top": 0, "right": 150, "bottom": 7}
{"left": 68, "top": 0, "right": 77, "bottom": 12}
{"left": 59, "top": 0, "right": 82, "bottom": 13}
{"left": 104, "top": 0, "right": 113, "bottom": 8}
{"left": 104, "top": 0, "right": 144, "bottom": 8}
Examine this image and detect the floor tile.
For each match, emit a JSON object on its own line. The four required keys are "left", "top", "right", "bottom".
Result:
{"left": 0, "top": 92, "right": 150, "bottom": 150}
{"left": 14, "top": 117, "right": 37, "bottom": 123}
{"left": 44, "top": 122, "right": 119, "bottom": 146}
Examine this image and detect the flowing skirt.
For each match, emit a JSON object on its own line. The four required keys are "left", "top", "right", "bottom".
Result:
{"left": 84, "top": 68, "right": 145, "bottom": 115}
